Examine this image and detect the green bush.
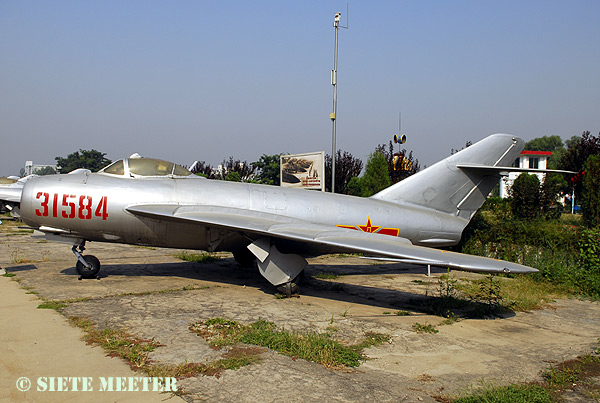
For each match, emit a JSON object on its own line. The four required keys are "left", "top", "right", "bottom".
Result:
{"left": 460, "top": 200, "right": 599, "bottom": 298}
{"left": 582, "top": 155, "right": 600, "bottom": 227}
{"left": 575, "top": 228, "right": 600, "bottom": 297}
{"left": 510, "top": 173, "right": 541, "bottom": 219}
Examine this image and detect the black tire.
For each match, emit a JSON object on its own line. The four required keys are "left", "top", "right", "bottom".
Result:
{"left": 276, "top": 272, "right": 304, "bottom": 297}
{"left": 276, "top": 281, "right": 299, "bottom": 297}
{"left": 76, "top": 255, "right": 101, "bottom": 278}
{"left": 233, "top": 249, "right": 256, "bottom": 267}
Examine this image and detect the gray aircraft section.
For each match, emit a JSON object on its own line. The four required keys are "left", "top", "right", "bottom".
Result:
{"left": 1, "top": 134, "right": 545, "bottom": 295}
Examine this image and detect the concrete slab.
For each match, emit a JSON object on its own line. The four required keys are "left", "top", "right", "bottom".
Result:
{"left": 0, "top": 276, "right": 179, "bottom": 402}
{"left": 1, "top": 223, "right": 599, "bottom": 402}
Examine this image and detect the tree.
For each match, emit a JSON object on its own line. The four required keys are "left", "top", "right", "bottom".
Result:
{"left": 252, "top": 154, "right": 282, "bottom": 185}
{"left": 582, "top": 155, "right": 600, "bottom": 228}
{"left": 565, "top": 135, "right": 581, "bottom": 149}
{"left": 524, "top": 135, "right": 566, "bottom": 169}
{"left": 559, "top": 131, "right": 600, "bottom": 200}
{"left": 225, "top": 171, "right": 242, "bottom": 182}
{"left": 450, "top": 140, "right": 473, "bottom": 155}
{"left": 55, "top": 150, "right": 111, "bottom": 173}
{"left": 347, "top": 151, "right": 390, "bottom": 197}
{"left": 35, "top": 166, "right": 57, "bottom": 175}
{"left": 190, "top": 161, "right": 215, "bottom": 178}
{"left": 215, "top": 157, "right": 256, "bottom": 182}
{"left": 374, "top": 141, "right": 420, "bottom": 184}
{"left": 509, "top": 173, "right": 540, "bottom": 219}
{"left": 540, "top": 174, "right": 566, "bottom": 219}
{"left": 325, "top": 150, "right": 364, "bottom": 194}
{"left": 524, "top": 135, "right": 564, "bottom": 152}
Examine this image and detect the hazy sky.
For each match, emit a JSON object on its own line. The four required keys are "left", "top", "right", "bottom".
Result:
{"left": 1, "top": 1, "right": 599, "bottom": 176}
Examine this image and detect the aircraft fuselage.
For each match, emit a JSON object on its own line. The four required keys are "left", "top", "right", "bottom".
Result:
{"left": 20, "top": 173, "right": 467, "bottom": 254}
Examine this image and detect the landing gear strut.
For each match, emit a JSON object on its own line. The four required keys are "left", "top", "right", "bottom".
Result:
{"left": 72, "top": 241, "right": 101, "bottom": 279}
{"left": 275, "top": 271, "right": 304, "bottom": 297}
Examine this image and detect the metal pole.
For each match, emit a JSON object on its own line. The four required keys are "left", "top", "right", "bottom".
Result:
{"left": 331, "top": 13, "right": 340, "bottom": 193}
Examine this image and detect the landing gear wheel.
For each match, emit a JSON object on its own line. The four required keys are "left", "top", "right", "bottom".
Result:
{"left": 233, "top": 249, "right": 256, "bottom": 267}
{"left": 76, "top": 255, "right": 101, "bottom": 279}
{"left": 276, "top": 281, "right": 299, "bottom": 298}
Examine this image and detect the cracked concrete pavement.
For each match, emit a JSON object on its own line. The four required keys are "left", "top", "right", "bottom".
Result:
{"left": 2, "top": 223, "right": 599, "bottom": 402}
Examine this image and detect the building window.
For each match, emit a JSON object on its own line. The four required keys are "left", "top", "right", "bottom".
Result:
{"left": 512, "top": 158, "right": 520, "bottom": 168}
{"left": 529, "top": 157, "right": 539, "bottom": 169}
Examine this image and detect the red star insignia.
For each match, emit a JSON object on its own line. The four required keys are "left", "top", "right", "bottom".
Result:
{"left": 358, "top": 216, "right": 381, "bottom": 233}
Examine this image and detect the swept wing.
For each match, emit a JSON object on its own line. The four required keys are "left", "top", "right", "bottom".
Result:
{"left": 126, "top": 204, "right": 535, "bottom": 274}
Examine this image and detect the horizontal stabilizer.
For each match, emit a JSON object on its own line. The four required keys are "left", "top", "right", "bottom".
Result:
{"left": 457, "top": 164, "right": 575, "bottom": 175}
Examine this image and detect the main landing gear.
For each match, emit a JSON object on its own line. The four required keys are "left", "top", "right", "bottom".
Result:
{"left": 72, "top": 241, "right": 101, "bottom": 279}
{"left": 247, "top": 238, "right": 307, "bottom": 298}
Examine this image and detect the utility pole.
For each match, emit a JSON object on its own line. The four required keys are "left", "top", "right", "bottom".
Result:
{"left": 330, "top": 12, "right": 341, "bottom": 193}
{"left": 330, "top": 9, "right": 347, "bottom": 193}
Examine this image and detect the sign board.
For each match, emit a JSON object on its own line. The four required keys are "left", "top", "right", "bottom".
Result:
{"left": 280, "top": 151, "right": 325, "bottom": 191}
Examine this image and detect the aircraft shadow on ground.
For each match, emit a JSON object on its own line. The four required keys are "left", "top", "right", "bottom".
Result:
{"left": 57, "top": 258, "right": 514, "bottom": 318}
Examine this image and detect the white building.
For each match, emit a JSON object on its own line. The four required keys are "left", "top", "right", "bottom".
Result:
{"left": 24, "top": 161, "right": 58, "bottom": 176}
{"left": 499, "top": 150, "right": 552, "bottom": 198}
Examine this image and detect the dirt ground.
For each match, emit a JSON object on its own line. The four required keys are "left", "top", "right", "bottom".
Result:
{"left": 1, "top": 221, "right": 600, "bottom": 402}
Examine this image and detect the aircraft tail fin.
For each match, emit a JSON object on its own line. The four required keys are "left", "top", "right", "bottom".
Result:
{"left": 371, "top": 133, "right": 525, "bottom": 220}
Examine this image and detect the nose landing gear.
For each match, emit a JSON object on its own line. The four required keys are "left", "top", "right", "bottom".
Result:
{"left": 71, "top": 241, "right": 101, "bottom": 279}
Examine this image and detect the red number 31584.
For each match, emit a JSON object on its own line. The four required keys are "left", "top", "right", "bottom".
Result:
{"left": 35, "top": 192, "right": 108, "bottom": 220}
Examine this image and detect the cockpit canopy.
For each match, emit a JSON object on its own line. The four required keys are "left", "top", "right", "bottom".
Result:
{"left": 99, "top": 158, "right": 192, "bottom": 177}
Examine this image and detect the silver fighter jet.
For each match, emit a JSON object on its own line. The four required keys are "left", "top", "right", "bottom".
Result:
{"left": 2, "top": 134, "right": 545, "bottom": 295}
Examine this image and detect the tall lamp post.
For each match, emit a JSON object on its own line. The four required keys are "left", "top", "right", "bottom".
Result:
{"left": 330, "top": 12, "right": 341, "bottom": 193}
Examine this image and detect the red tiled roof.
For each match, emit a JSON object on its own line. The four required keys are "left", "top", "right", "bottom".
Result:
{"left": 520, "top": 150, "right": 552, "bottom": 156}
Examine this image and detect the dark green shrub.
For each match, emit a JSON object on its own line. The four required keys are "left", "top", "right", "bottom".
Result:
{"left": 510, "top": 173, "right": 541, "bottom": 219}
{"left": 582, "top": 155, "right": 600, "bottom": 228}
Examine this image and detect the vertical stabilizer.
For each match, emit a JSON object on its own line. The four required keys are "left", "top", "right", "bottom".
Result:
{"left": 371, "top": 134, "right": 524, "bottom": 219}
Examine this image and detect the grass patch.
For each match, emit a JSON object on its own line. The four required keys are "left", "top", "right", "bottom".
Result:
{"left": 457, "top": 274, "right": 566, "bottom": 313}
{"left": 189, "top": 317, "right": 382, "bottom": 368}
{"left": 407, "top": 272, "right": 562, "bottom": 321}
{"left": 144, "top": 347, "right": 263, "bottom": 379}
{"left": 454, "top": 383, "right": 552, "bottom": 403}
{"left": 174, "top": 251, "right": 220, "bottom": 264}
{"left": 2, "top": 272, "right": 16, "bottom": 277}
{"left": 456, "top": 340, "right": 600, "bottom": 402}
{"left": 412, "top": 322, "right": 439, "bottom": 334}
{"left": 384, "top": 310, "right": 410, "bottom": 316}
{"left": 11, "top": 248, "right": 36, "bottom": 264}
{"left": 37, "top": 301, "right": 67, "bottom": 310}
{"left": 5, "top": 229, "right": 34, "bottom": 235}
{"left": 540, "top": 353, "right": 600, "bottom": 390}
{"left": 440, "top": 311, "right": 460, "bottom": 326}
{"left": 144, "top": 362, "right": 207, "bottom": 378}
{"left": 69, "top": 316, "right": 260, "bottom": 381}
{"left": 69, "top": 317, "right": 161, "bottom": 370}
{"left": 36, "top": 296, "right": 92, "bottom": 311}
{"left": 356, "top": 332, "right": 390, "bottom": 349}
